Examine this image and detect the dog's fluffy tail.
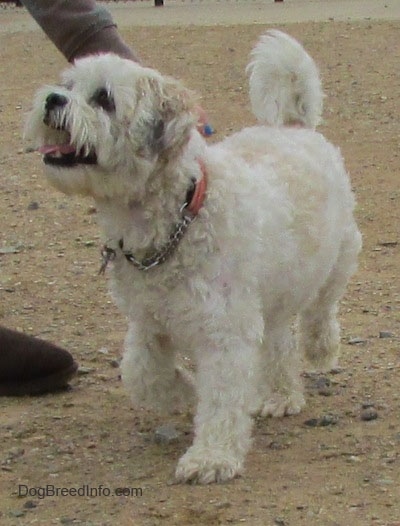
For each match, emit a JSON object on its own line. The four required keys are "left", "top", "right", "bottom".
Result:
{"left": 247, "top": 30, "right": 323, "bottom": 129}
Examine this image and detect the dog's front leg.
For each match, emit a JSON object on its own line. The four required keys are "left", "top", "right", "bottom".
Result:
{"left": 175, "top": 340, "right": 257, "bottom": 484}
{"left": 121, "top": 321, "right": 194, "bottom": 414}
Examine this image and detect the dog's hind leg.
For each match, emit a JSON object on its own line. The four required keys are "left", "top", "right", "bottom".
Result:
{"left": 121, "top": 321, "right": 194, "bottom": 414}
{"left": 298, "top": 227, "right": 361, "bottom": 372}
{"left": 256, "top": 322, "right": 305, "bottom": 418}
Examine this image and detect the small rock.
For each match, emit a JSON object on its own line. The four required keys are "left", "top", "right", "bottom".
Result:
{"left": 215, "top": 501, "right": 231, "bottom": 510}
{"left": 304, "top": 415, "right": 338, "bottom": 427}
{"left": 304, "top": 418, "right": 319, "bottom": 428}
{"left": 5, "top": 447, "right": 25, "bottom": 461}
{"left": 379, "top": 331, "right": 394, "bottom": 339}
{"left": 314, "top": 376, "right": 330, "bottom": 389}
{"left": 318, "top": 386, "right": 333, "bottom": 397}
{"left": 9, "top": 510, "right": 25, "bottom": 518}
{"left": 77, "top": 366, "right": 93, "bottom": 375}
{"left": 268, "top": 441, "right": 287, "bottom": 450}
{"left": 314, "top": 377, "right": 333, "bottom": 396}
{"left": 108, "top": 359, "right": 120, "bottom": 368}
{"left": 84, "top": 240, "right": 96, "bottom": 247}
{"left": 361, "top": 407, "right": 378, "bottom": 421}
{"left": 348, "top": 337, "right": 367, "bottom": 345}
{"left": 27, "top": 201, "right": 39, "bottom": 211}
{"left": 361, "top": 401, "right": 375, "bottom": 409}
{"left": 376, "top": 478, "right": 393, "bottom": 486}
{"left": 378, "top": 241, "right": 398, "bottom": 247}
{"left": 347, "top": 455, "right": 362, "bottom": 464}
{"left": 23, "top": 500, "right": 37, "bottom": 510}
{"left": 319, "top": 414, "right": 338, "bottom": 426}
{"left": 154, "top": 424, "right": 181, "bottom": 444}
{"left": 0, "top": 246, "right": 20, "bottom": 254}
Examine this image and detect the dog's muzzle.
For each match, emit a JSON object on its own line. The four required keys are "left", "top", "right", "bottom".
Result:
{"left": 40, "top": 92, "right": 97, "bottom": 168}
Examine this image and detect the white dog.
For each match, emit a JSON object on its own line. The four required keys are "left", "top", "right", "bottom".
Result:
{"left": 26, "top": 30, "right": 361, "bottom": 484}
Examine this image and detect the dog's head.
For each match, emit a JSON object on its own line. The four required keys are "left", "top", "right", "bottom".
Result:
{"left": 25, "top": 54, "right": 197, "bottom": 200}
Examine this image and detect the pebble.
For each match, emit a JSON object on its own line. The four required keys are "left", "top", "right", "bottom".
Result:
{"left": 27, "top": 201, "right": 39, "bottom": 211}
{"left": 314, "top": 377, "right": 333, "bottom": 396}
{"left": 154, "top": 424, "right": 181, "bottom": 444}
{"left": 304, "top": 415, "right": 338, "bottom": 427}
{"left": 318, "top": 386, "right": 333, "bottom": 397}
{"left": 108, "top": 359, "right": 120, "bottom": 369}
{"left": 60, "top": 519, "right": 74, "bottom": 525}
{"left": 77, "top": 366, "right": 93, "bottom": 375}
{"left": 0, "top": 245, "right": 20, "bottom": 254}
{"left": 215, "top": 501, "right": 231, "bottom": 510}
{"left": 379, "top": 331, "right": 394, "bottom": 339}
{"left": 378, "top": 241, "right": 398, "bottom": 247}
{"left": 361, "top": 401, "right": 375, "bottom": 409}
{"left": 360, "top": 407, "right": 378, "bottom": 421}
{"left": 314, "top": 376, "right": 330, "bottom": 389}
{"left": 9, "top": 510, "right": 25, "bottom": 518}
{"left": 304, "top": 418, "right": 319, "bottom": 427}
{"left": 84, "top": 240, "right": 96, "bottom": 247}
{"left": 320, "top": 414, "right": 339, "bottom": 426}
{"left": 347, "top": 337, "right": 367, "bottom": 345}
{"left": 23, "top": 500, "right": 37, "bottom": 510}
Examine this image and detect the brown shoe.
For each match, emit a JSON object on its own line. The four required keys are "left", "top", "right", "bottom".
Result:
{"left": 0, "top": 326, "right": 78, "bottom": 396}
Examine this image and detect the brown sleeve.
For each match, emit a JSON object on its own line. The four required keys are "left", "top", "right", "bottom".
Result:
{"left": 20, "top": 0, "right": 140, "bottom": 62}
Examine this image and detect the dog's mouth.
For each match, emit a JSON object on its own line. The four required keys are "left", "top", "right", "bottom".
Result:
{"left": 39, "top": 143, "right": 97, "bottom": 167}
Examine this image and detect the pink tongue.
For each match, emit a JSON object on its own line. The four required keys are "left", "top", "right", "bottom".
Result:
{"left": 39, "top": 144, "right": 76, "bottom": 155}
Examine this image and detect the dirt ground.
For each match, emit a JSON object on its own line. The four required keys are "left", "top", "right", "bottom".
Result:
{"left": 0, "top": 3, "right": 399, "bottom": 526}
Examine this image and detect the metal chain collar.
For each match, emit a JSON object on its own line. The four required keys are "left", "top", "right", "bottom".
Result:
{"left": 99, "top": 163, "right": 207, "bottom": 274}
{"left": 99, "top": 207, "right": 196, "bottom": 274}
{"left": 122, "top": 211, "right": 195, "bottom": 271}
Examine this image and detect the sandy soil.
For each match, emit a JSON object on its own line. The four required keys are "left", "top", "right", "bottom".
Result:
{"left": 0, "top": 2, "right": 399, "bottom": 525}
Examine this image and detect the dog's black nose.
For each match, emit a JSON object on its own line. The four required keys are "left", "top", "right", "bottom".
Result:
{"left": 45, "top": 93, "right": 68, "bottom": 112}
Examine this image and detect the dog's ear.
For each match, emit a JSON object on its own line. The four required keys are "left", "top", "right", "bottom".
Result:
{"left": 134, "top": 75, "right": 196, "bottom": 158}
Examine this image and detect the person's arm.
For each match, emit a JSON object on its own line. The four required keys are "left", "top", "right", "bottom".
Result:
{"left": 21, "top": 0, "right": 212, "bottom": 134}
{"left": 20, "top": 0, "right": 139, "bottom": 62}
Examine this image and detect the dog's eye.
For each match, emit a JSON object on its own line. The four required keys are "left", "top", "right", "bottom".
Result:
{"left": 92, "top": 88, "right": 115, "bottom": 112}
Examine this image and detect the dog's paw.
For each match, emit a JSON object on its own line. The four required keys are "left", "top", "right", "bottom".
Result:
{"left": 258, "top": 392, "right": 305, "bottom": 418}
{"left": 175, "top": 447, "right": 242, "bottom": 484}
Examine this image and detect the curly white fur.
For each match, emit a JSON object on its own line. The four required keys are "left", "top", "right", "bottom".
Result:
{"left": 26, "top": 30, "right": 361, "bottom": 484}
{"left": 247, "top": 30, "right": 323, "bottom": 128}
